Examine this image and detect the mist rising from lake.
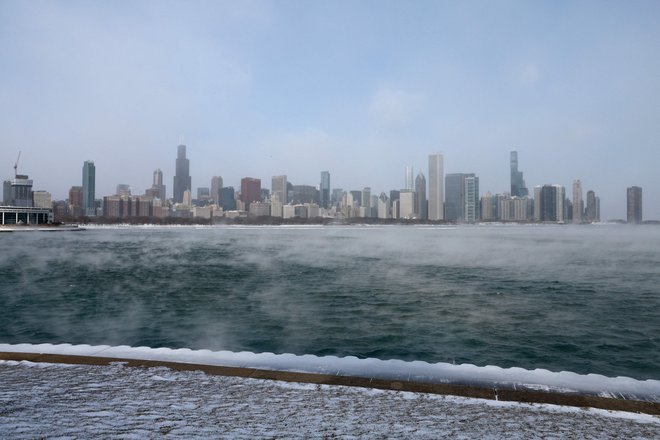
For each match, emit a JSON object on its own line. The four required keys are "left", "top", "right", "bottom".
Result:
{"left": 1, "top": 224, "right": 658, "bottom": 379}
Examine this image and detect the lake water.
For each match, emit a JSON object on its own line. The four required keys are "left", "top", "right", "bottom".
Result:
{"left": 1, "top": 224, "right": 658, "bottom": 380}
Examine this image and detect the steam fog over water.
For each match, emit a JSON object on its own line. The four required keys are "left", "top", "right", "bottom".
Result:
{"left": 1, "top": 225, "right": 659, "bottom": 380}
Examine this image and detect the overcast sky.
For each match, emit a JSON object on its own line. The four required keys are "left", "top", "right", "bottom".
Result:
{"left": 1, "top": 0, "right": 659, "bottom": 220}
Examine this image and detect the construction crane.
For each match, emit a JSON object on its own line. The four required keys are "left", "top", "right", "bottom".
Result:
{"left": 14, "top": 151, "right": 21, "bottom": 177}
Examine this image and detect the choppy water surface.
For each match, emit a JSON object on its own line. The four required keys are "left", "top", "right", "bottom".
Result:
{"left": 1, "top": 225, "right": 659, "bottom": 379}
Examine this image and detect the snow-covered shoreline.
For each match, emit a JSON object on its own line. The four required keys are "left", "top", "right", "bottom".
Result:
{"left": 2, "top": 343, "right": 658, "bottom": 405}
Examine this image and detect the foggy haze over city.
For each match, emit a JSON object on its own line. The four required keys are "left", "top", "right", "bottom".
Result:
{"left": 2, "top": 1, "right": 660, "bottom": 220}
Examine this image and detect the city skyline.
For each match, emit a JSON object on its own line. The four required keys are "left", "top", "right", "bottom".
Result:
{"left": 1, "top": 2, "right": 659, "bottom": 219}
{"left": 0, "top": 145, "right": 644, "bottom": 222}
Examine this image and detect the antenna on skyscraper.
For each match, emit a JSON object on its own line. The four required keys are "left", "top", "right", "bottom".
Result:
{"left": 13, "top": 150, "right": 21, "bottom": 177}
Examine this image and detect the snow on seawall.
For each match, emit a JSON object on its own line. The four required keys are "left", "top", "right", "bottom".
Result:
{"left": 1, "top": 343, "right": 658, "bottom": 402}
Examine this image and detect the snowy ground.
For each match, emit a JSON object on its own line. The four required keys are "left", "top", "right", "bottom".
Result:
{"left": 1, "top": 360, "right": 658, "bottom": 439}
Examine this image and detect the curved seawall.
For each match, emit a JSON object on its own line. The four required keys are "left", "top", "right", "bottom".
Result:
{"left": 2, "top": 343, "right": 659, "bottom": 415}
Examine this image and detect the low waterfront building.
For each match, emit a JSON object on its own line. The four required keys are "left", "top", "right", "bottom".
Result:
{"left": 282, "top": 205, "right": 296, "bottom": 219}
{"left": 0, "top": 205, "right": 52, "bottom": 225}
{"left": 249, "top": 202, "right": 271, "bottom": 217}
{"left": 193, "top": 206, "right": 212, "bottom": 219}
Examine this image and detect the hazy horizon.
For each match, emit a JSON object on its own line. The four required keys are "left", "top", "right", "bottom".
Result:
{"left": 1, "top": 1, "right": 659, "bottom": 220}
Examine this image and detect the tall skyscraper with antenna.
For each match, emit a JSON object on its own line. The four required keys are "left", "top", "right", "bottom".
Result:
{"left": 510, "top": 151, "right": 528, "bottom": 197}
{"left": 173, "top": 144, "right": 191, "bottom": 204}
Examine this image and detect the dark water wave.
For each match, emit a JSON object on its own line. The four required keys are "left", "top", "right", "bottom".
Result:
{"left": 1, "top": 225, "right": 659, "bottom": 380}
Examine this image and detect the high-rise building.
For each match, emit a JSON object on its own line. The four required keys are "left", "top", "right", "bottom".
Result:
{"left": 349, "top": 190, "right": 362, "bottom": 207}
{"left": 361, "top": 187, "right": 371, "bottom": 209}
{"left": 497, "top": 195, "right": 532, "bottom": 222}
{"left": 197, "top": 187, "right": 210, "bottom": 203}
{"left": 10, "top": 174, "right": 33, "bottom": 207}
{"left": 151, "top": 169, "right": 166, "bottom": 200}
{"left": 510, "top": 151, "right": 528, "bottom": 197}
{"left": 445, "top": 173, "right": 466, "bottom": 222}
{"left": 272, "top": 175, "right": 288, "bottom": 205}
{"left": 585, "top": 190, "right": 600, "bottom": 223}
{"left": 480, "top": 193, "right": 497, "bottom": 221}
{"left": 331, "top": 188, "right": 343, "bottom": 206}
{"left": 360, "top": 187, "right": 372, "bottom": 218}
{"left": 445, "top": 173, "right": 478, "bottom": 222}
{"left": 320, "top": 171, "right": 330, "bottom": 209}
{"left": 270, "top": 192, "right": 283, "bottom": 217}
{"left": 240, "top": 177, "right": 261, "bottom": 210}
{"left": 69, "top": 186, "right": 83, "bottom": 217}
{"left": 32, "top": 191, "right": 52, "bottom": 209}
{"left": 2, "top": 180, "right": 11, "bottom": 205}
{"left": 399, "top": 189, "right": 415, "bottom": 219}
{"left": 82, "top": 160, "right": 95, "bottom": 216}
{"left": 537, "top": 184, "right": 565, "bottom": 222}
{"left": 572, "top": 180, "right": 583, "bottom": 223}
{"left": 173, "top": 144, "right": 191, "bottom": 203}
{"left": 405, "top": 166, "right": 414, "bottom": 190}
{"left": 428, "top": 153, "right": 444, "bottom": 221}
{"left": 291, "top": 185, "right": 319, "bottom": 204}
{"left": 627, "top": 186, "right": 642, "bottom": 224}
{"left": 464, "top": 175, "right": 479, "bottom": 223}
{"left": 377, "top": 193, "right": 390, "bottom": 219}
{"left": 211, "top": 176, "right": 223, "bottom": 205}
{"left": 415, "top": 172, "right": 427, "bottom": 220}
{"left": 389, "top": 190, "right": 400, "bottom": 219}
{"left": 183, "top": 189, "right": 192, "bottom": 208}
{"left": 220, "top": 187, "right": 236, "bottom": 211}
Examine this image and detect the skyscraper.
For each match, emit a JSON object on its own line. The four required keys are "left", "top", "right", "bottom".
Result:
{"left": 415, "top": 172, "right": 427, "bottom": 220}
{"left": 2, "top": 180, "right": 11, "bottom": 205}
{"left": 220, "top": 187, "right": 236, "bottom": 211}
{"left": 428, "top": 153, "right": 444, "bottom": 221}
{"left": 150, "top": 169, "right": 166, "bottom": 200}
{"left": 377, "top": 193, "right": 390, "bottom": 219}
{"left": 361, "top": 187, "right": 371, "bottom": 217}
{"left": 404, "top": 166, "right": 414, "bottom": 191}
{"left": 464, "top": 175, "right": 479, "bottom": 223}
{"left": 445, "top": 173, "right": 479, "bottom": 223}
{"left": 627, "top": 186, "right": 642, "bottom": 224}
{"left": 320, "top": 171, "right": 330, "bottom": 209}
{"left": 572, "top": 180, "right": 583, "bottom": 223}
{"left": 510, "top": 151, "right": 528, "bottom": 197}
{"left": 585, "top": 190, "right": 600, "bottom": 223}
{"left": 272, "top": 175, "right": 288, "bottom": 205}
{"left": 69, "top": 186, "right": 83, "bottom": 217}
{"left": 240, "top": 177, "right": 261, "bottom": 210}
{"left": 9, "top": 174, "right": 33, "bottom": 207}
{"left": 173, "top": 144, "right": 191, "bottom": 204}
{"left": 211, "top": 176, "right": 223, "bottom": 205}
{"left": 480, "top": 193, "right": 497, "bottom": 221}
{"left": 82, "top": 160, "right": 95, "bottom": 216}
{"left": 537, "top": 184, "right": 565, "bottom": 222}
{"left": 399, "top": 189, "right": 415, "bottom": 219}
{"left": 445, "top": 173, "right": 466, "bottom": 222}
